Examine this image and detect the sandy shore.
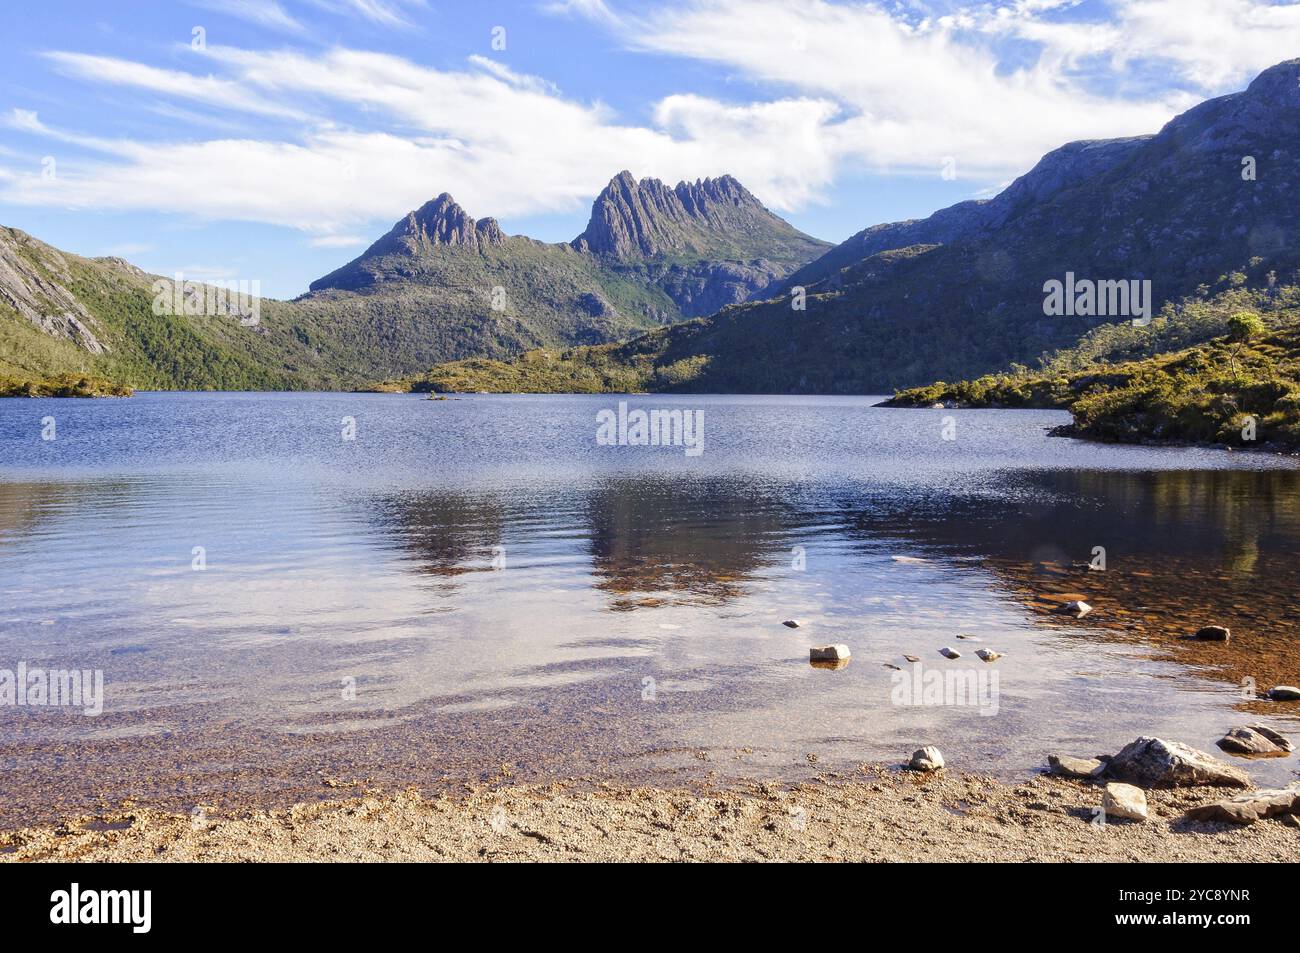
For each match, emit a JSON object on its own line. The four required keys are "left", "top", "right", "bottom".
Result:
{"left": 3, "top": 765, "right": 1296, "bottom": 862}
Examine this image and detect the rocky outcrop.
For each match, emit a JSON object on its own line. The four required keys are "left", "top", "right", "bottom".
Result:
{"left": 1217, "top": 724, "right": 1293, "bottom": 756}
{"left": 0, "top": 227, "right": 108, "bottom": 354}
{"left": 575, "top": 172, "right": 801, "bottom": 258}
{"left": 1107, "top": 737, "right": 1252, "bottom": 789}
{"left": 1184, "top": 787, "right": 1300, "bottom": 825}
{"left": 571, "top": 171, "right": 830, "bottom": 316}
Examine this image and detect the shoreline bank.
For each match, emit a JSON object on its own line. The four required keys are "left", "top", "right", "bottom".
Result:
{"left": 4, "top": 766, "right": 1296, "bottom": 863}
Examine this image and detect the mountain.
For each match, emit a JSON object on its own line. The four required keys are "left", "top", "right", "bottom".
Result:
{"left": 571, "top": 172, "right": 830, "bottom": 315}
{"left": 0, "top": 225, "right": 326, "bottom": 390}
{"left": 406, "top": 59, "right": 1300, "bottom": 396}
{"left": 0, "top": 172, "right": 828, "bottom": 392}
{"left": 304, "top": 172, "right": 830, "bottom": 360}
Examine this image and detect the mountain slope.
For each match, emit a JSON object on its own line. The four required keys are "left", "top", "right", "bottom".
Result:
{"left": 572, "top": 172, "right": 830, "bottom": 316}
{"left": 888, "top": 285, "right": 1300, "bottom": 450}
{"left": 407, "top": 59, "right": 1300, "bottom": 395}
{"left": 0, "top": 171, "right": 828, "bottom": 392}
{"left": 303, "top": 172, "right": 830, "bottom": 362}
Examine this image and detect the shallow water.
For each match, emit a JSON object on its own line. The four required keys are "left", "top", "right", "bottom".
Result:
{"left": 0, "top": 392, "right": 1297, "bottom": 824}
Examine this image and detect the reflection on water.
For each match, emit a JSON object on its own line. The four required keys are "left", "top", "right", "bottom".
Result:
{"left": 0, "top": 392, "right": 1297, "bottom": 827}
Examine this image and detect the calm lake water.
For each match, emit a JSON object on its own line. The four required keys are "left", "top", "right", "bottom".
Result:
{"left": 0, "top": 392, "right": 1297, "bottom": 825}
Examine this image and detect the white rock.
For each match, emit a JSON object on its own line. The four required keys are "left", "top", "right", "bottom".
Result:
{"left": 1103, "top": 782, "right": 1148, "bottom": 822}
{"left": 909, "top": 746, "right": 945, "bottom": 772}
{"left": 975, "top": 648, "right": 1003, "bottom": 662}
{"left": 939, "top": 646, "right": 961, "bottom": 659}
{"left": 1268, "top": 685, "right": 1300, "bottom": 701}
{"left": 1056, "top": 600, "right": 1092, "bottom": 617}
{"left": 809, "top": 644, "right": 850, "bottom": 661}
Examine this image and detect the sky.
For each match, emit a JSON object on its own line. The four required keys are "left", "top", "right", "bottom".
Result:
{"left": 0, "top": 0, "right": 1297, "bottom": 299}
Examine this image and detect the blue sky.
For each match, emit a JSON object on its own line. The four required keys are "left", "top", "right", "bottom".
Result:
{"left": 1, "top": 0, "right": 1297, "bottom": 298}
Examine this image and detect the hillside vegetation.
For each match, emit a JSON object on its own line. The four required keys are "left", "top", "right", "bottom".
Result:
{"left": 889, "top": 285, "right": 1300, "bottom": 450}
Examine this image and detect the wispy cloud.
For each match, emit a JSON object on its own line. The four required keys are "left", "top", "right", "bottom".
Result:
{"left": 44, "top": 52, "right": 304, "bottom": 119}
{"left": 309, "top": 234, "right": 368, "bottom": 247}
{"left": 307, "top": 0, "right": 429, "bottom": 27}
{"left": 193, "top": 0, "right": 307, "bottom": 34}
{"left": 3, "top": 0, "right": 1297, "bottom": 238}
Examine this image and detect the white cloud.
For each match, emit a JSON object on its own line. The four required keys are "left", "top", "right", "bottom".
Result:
{"left": 194, "top": 0, "right": 306, "bottom": 34}
{"left": 44, "top": 52, "right": 304, "bottom": 120}
{"left": 3, "top": 0, "right": 1297, "bottom": 237}
{"left": 306, "top": 0, "right": 429, "bottom": 27}
{"left": 309, "top": 234, "right": 368, "bottom": 248}
{"left": 2, "top": 50, "right": 843, "bottom": 229}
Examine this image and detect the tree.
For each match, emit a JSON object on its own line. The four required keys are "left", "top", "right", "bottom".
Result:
{"left": 1225, "top": 311, "right": 1265, "bottom": 378}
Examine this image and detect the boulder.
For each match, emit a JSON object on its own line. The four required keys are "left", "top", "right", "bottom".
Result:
{"left": 909, "top": 746, "right": 945, "bottom": 772}
{"left": 1103, "top": 782, "right": 1148, "bottom": 822}
{"left": 782, "top": 619, "right": 802, "bottom": 628}
{"left": 1268, "top": 685, "right": 1300, "bottom": 701}
{"left": 974, "top": 648, "right": 1002, "bottom": 662}
{"left": 1192, "top": 625, "right": 1231, "bottom": 642}
{"left": 1048, "top": 754, "right": 1106, "bottom": 779}
{"left": 1055, "top": 600, "right": 1092, "bottom": 618}
{"left": 1183, "top": 788, "right": 1300, "bottom": 825}
{"left": 809, "top": 644, "right": 850, "bottom": 662}
{"left": 1107, "top": 737, "right": 1252, "bottom": 789}
{"left": 938, "top": 647, "right": 961, "bottom": 659}
{"left": 1216, "top": 724, "right": 1293, "bottom": 756}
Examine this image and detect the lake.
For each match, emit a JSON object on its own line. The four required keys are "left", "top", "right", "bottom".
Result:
{"left": 1, "top": 391, "right": 1297, "bottom": 826}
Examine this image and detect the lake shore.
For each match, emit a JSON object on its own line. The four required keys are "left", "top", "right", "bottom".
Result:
{"left": 4, "top": 765, "right": 1296, "bottom": 863}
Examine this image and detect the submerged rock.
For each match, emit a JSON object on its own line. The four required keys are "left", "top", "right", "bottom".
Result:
{"left": 1183, "top": 788, "right": 1300, "bottom": 825}
{"left": 938, "top": 647, "right": 961, "bottom": 659}
{"left": 809, "top": 644, "right": 850, "bottom": 662}
{"left": 1048, "top": 755, "right": 1106, "bottom": 779}
{"left": 1107, "top": 737, "right": 1251, "bottom": 789}
{"left": 1192, "top": 625, "right": 1231, "bottom": 642}
{"left": 909, "top": 746, "right": 945, "bottom": 772}
{"left": 903, "top": 654, "right": 920, "bottom": 663}
{"left": 1217, "top": 724, "right": 1293, "bottom": 756}
{"left": 1103, "top": 782, "right": 1148, "bottom": 822}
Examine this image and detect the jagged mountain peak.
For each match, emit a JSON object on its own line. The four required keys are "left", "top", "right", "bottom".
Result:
{"left": 308, "top": 192, "right": 507, "bottom": 292}
{"left": 573, "top": 171, "right": 798, "bottom": 260}
{"left": 384, "top": 192, "right": 506, "bottom": 253}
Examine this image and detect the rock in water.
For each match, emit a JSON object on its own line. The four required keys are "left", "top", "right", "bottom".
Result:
{"left": 1193, "top": 625, "right": 1231, "bottom": 642}
{"left": 1107, "top": 737, "right": 1251, "bottom": 788}
{"left": 974, "top": 648, "right": 1002, "bottom": 662}
{"left": 809, "top": 644, "right": 850, "bottom": 661}
{"left": 1268, "top": 685, "right": 1300, "bottom": 701}
{"left": 1055, "top": 600, "right": 1092, "bottom": 618}
{"left": 909, "top": 746, "right": 945, "bottom": 772}
{"left": 782, "top": 620, "right": 802, "bottom": 628}
{"left": 938, "top": 647, "right": 961, "bottom": 659}
{"left": 1102, "top": 782, "right": 1149, "bottom": 821}
{"left": 903, "top": 655, "right": 920, "bottom": 663}
{"left": 1048, "top": 755, "right": 1106, "bottom": 779}
{"left": 1217, "top": 724, "right": 1293, "bottom": 756}
{"left": 1183, "top": 788, "right": 1300, "bottom": 825}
